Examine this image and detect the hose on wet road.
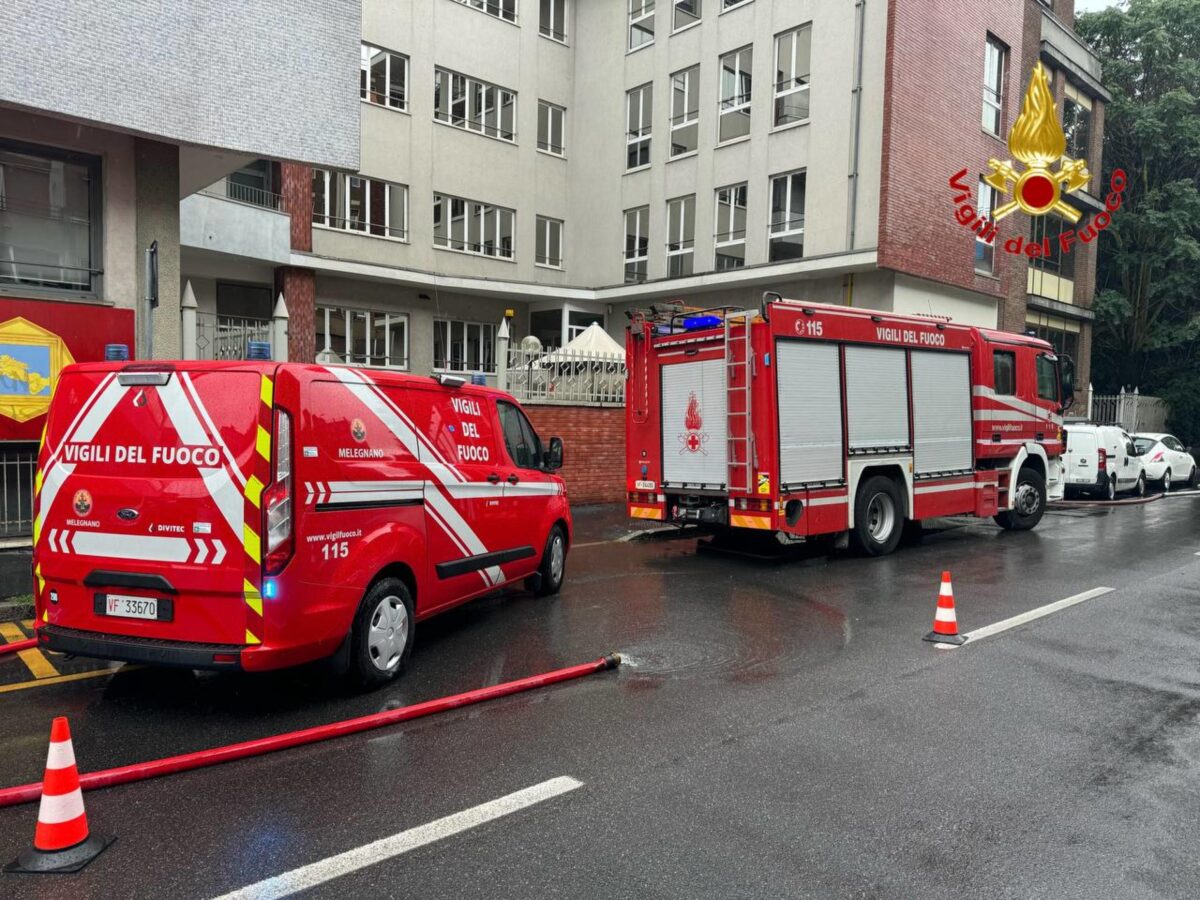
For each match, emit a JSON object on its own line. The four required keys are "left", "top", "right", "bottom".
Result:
{"left": 0, "top": 637, "right": 38, "bottom": 657}
{"left": 0, "top": 652, "right": 622, "bottom": 808}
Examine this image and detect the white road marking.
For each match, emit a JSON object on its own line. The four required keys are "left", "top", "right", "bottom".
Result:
{"left": 938, "top": 587, "right": 1115, "bottom": 648}
{"left": 210, "top": 776, "right": 583, "bottom": 900}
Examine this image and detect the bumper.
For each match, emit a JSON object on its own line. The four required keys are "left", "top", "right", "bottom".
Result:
{"left": 41, "top": 625, "right": 244, "bottom": 670}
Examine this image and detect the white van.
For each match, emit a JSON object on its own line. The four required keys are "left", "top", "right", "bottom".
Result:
{"left": 1064, "top": 424, "right": 1146, "bottom": 500}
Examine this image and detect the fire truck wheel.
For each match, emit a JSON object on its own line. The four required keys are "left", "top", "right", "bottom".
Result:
{"left": 851, "top": 476, "right": 904, "bottom": 557}
{"left": 350, "top": 578, "right": 415, "bottom": 687}
{"left": 994, "top": 467, "right": 1047, "bottom": 531}
{"left": 527, "top": 525, "right": 567, "bottom": 597}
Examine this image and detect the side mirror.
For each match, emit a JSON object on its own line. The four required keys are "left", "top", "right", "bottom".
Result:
{"left": 545, "top": 436, "right": 564, "bottom": 471}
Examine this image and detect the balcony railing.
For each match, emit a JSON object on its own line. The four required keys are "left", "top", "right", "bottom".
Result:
{"left": 200, "top": 181, "right": 283, "bottom": 211}
{"left": 502, "top": 346, "right": 626, "bottom": 407}
{"left": 195, "top": 313, "right": 273, "bottom": 361}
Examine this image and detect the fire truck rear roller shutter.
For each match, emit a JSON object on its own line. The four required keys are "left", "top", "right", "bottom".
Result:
{"left": 661, "top": 359, "right": 728, "bottom": 488}
{"left": 776, "top": 341, "right": 843, "bottom": 486}
{"left": 845, "top": 346, "right": 909, "bottom": 452}
{"left": 911, "top": 351, "right": 973, "bottom": 475}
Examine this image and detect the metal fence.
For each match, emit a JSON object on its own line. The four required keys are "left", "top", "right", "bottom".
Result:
{"left": 502, "top": 347, "right": 626, "bottom": 406}
{"left": 200, "top": 181, "right": 282, "bottom": 211}
{"left": 1085, "top": 387, "right": 1170, "bottom": 433}
{"left": 195, "top": 313, "right": 273, "bottom": 361}
{"left": 0, "top": 446, "right": 37, "bottom": 537}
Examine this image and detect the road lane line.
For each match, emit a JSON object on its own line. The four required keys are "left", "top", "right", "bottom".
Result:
{"left": 0, "top": 622, "right": 59, "bottom": 679}
{"left": 942, "top": 587, "right": 1115, "bottom": 647}
{"left": 211, "top": 776, "right": 583, "bottom": 900}
{"left": 0, "top": 667, "right": 130, "bottom": 695}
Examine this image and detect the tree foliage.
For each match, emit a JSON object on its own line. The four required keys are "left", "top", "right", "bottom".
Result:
{"left": 1076, "top": 0, "right": 1200, "bottom": 438}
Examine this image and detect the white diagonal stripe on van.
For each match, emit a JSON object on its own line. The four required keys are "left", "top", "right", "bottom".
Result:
{"left": 195, "top": 539, "right": 209, "bottom": 565}
{"left": 70, "top": 532, "right": 193, "bottom": 563}
{"left": 441, "top": 483, "right": 505, "bottom": 499}
{"left": 502, "top": 483, "right": 565, "bottom": 496}
{"left": 211, "top": 540, "right": 227, "bottom": 565}
{"left": 328, "top": 368, "right": 465, "bottom": 483}
{"left": 424, "top": 486, "right": 503, "bottom": 585}
{"left": 156, "top": 376, "right": 212, "bottom": 446}
{"left": 37, "top": 462, "right": 76, "bottom": 531}
{"left": 180, "top": 371, "right": 248, "bottom": 487}
{"left": 325, "top": 480, "right": 426, "bottom": 493}
{"left": 321, "top": 490, "right": 424, "bottom": 505}
{"left": 423, "top": 502, "right": 491, "bottom": 588}
{"left": 43, "top": 373, "right": 118, "bottom": 469}
{"left": 199, "top": 466, "right": 244, "bottom": 540}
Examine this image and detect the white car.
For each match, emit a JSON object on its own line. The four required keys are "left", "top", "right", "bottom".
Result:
{"left": 1132, "top": 433, "right": 1198, "bottom": 491}
{"left": 1064, "top": 424, "right": 1146, "bottom": 500}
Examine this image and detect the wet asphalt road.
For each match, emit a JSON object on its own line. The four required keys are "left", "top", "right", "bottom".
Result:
{"left": 2, "top": 497, "right": 1200, "bottom": 899}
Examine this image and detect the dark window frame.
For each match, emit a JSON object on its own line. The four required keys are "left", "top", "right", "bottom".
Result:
{"left": 0, "top": 136, "right": 103, "bottom": 298}
{"left": 497, "top": 399, "right": 545, "bottom": 470}
{"left": 993, "top": 350, "right": 1016, "bottom": 395}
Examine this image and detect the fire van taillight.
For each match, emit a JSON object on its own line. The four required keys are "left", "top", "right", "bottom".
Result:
{"left": 263, "top": 408, "right": 293, "bottom": 576}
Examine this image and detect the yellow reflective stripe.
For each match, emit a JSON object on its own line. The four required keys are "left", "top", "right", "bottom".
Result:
{"left": 34, "top": 468, "right": 43, "bottom": 495}
{"left": 730, "top": 514, "right": 773, "bottom": 530}
{"left": 256, "top": 425, "right": 271, "bottom": 461}
{"left": 244, "top": 475, "right": 264, "bottom": 508}
{"left": 260, "top": 374, "right": 274, "bottom": 407}
{"left": 41, "top": 609, "right": 48, "bottom": 624}
{"left": 35, "top": 564, "right": 44, "bottom": 594}
{"left": 245, "top": 596, "right": 263, "bottom": 616}
{"left": 243, "top": 525, "right": 261, "bottom": 563}
{"left": 243, "top": 578, "right": 257, "bottom": 595}
{"left": 245, "top": 629, "right": 261, "bottom": 645}
{"left": 31, "top": 516, "right": 40, "bottom": 547}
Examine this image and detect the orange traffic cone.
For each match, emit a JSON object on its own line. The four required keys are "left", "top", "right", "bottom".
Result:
{"left": 923, "top": 571, "right": 966, "bottom": 646}
{"left": 5, "top": 717, "right": 113, "bottom": 874}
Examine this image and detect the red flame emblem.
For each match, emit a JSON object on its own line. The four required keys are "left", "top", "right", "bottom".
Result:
{"left": 680, "top": 392, "right": 707, "bottom": 454}
{"left": 684, "top": 392, "right": 702, "bottom": 431}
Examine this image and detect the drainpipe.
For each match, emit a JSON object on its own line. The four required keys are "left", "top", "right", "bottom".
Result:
{"left": 847, "top": 0, "right": 867, "bottom": 250}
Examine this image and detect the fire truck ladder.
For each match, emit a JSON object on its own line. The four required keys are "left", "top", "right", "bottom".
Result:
{"left": 726, "top": 312, "right": 754, "bottom": 493}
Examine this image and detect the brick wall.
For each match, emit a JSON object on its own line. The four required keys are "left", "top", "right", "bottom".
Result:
{"left": 879, "top": 0, "right": 1027, "bottom": 305}
{"left": 280, "top": 163, "right": 313, "bottom": 253}
{"left": 524, "top": 406, "right": 625, "bottom": 505}
{"left": 274, "top": 266, "right": 315, "bottom": 363}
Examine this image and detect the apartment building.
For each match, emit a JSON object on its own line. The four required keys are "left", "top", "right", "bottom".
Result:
{"left": 180, "top": 0, "right": 1107, "bottom": 386}
{"left": 0, "top": 0, "right": 360, "bottom": 532}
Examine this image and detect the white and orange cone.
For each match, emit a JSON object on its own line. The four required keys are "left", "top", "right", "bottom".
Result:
{"left": 923, "top": 571, "right": 967, "bottom": 646}
{"left": 5, "top": 717, "right": 113, "bottom": 874}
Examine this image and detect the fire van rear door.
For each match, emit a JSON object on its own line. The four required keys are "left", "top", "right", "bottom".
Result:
{"left": 661, "top": 358, "right": 728, "bottom": 489}
{"left": 35, "top": 365, "right": 271, "bottom": 646}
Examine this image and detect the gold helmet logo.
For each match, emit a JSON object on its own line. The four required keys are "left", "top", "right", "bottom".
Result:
{"left": 984, "top": 63, "right": 1090, "bottom": 223}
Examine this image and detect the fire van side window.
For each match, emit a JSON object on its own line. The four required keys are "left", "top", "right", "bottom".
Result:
{"left": 1035, "top": 355, "right": 1058, "bottom": 402}
{"left": 498, "top": 401, "right": 543, "bottom": 469}
{"left": 993, "top": 350, "right": 1016, "bottom": 395}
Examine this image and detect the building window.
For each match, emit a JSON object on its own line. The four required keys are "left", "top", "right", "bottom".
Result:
{"left": 624, "top": 206, "right": 650, "bottom": 283}
{"left": 317, "top": 306, "right": 409, "bottom": 369}
{"left": 673, "top": 0, "right": 700, "bottom": 30}
{"left": 774, "top": 24, "right": 811, "bottom": 126}
{"left": 1063, "top": 85, "right": 1092, "bottom": 162}
{"left": 568, "top": 309, "right": 603, "bottom": 341}
{"left": 540, "top": 0, "right": 567, "bottom": 41}
{"left": 982, "top": 36, "right": 1006, "bottom": 137}
{"left": 975, "top": 179, "right": 994, "bottom": 274}
{"left": 715, "top": 183, "right": 747, "bottom": 270}
{"left": 629, "top": 0, "right": 655, "bottom": 50}
{"left": 670, "top": 66, "right": 700, "bottom": 157}
{"left": 433, "top": 193, "right": 515, "bottom": 259}
{"left": 434, "top": 68, "right": 517, "bottom": 142}
{"left": 360, "top": 44, "right": 408, "bottom": 111}
{"left": 769, "top": 170, "right": 805, "bottom": 261}
{"left": 536, "top": 216, "right": 563, "bottom": 268}
{"left": 434, "top": 319, "right": 498, "bottom": 373}
{"left": 722, "top": 0, "right": 752, "bottom": 11}
{"left": 719, "top": 46, "right": 753, "bottom": 142}
{"left": 666, "top": 195, "right": 695, "bottom": 278}
{"left": 1026, "top": 314, "right": 1080, "bottom": 363}
{"left": 0, "top": 140, "right": 100, "bottom": 294}
{"left": 626, "top": 83, "right": 653, "bottom": 169}
{"left": 452, "top": 0, "right": 517, "bottom": 24}
{"left": 538, "top": 101, "right": 566, "bottom": 155}
{"left": 312, "top": 171, "right": 408, "bottom": 240}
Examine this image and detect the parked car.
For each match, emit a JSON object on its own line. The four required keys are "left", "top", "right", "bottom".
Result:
{"left": 1064, "top": 424, "right": 1146, "bottom": 500}
{"left": 1132, "top": 433, "right": 1198, "bottom": 491}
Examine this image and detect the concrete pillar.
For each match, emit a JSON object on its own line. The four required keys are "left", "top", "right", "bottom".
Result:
{"left": 279, "top": 163, "right": 313, "bottom": 253}
{"left": 135, "top": 139, "right": 181, "bottom": 359}
{"left": 272, "top": 293, "right": 289, "bottom": 363}
{"left": 496, "top": 317, "right": 510, "bottom": 392}
{"left": 181, "top": 280, "right": 198, "bottom": 361}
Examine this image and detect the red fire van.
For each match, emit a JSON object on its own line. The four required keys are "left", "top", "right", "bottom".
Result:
{"left": 32, "top": 361, "right": 570, "bottom": 685}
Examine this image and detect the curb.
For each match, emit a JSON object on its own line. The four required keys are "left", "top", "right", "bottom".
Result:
{"left": 0, "top": 598, "right": 34, "bottom": 622}
{"left": 1051, "top": 492, "right": 1164, "bottom": 509}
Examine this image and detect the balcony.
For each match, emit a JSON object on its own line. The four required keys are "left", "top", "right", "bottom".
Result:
{"left": 180, "top": 179, "right": 292, "bottom": 266}
{"left": 1040, "top": 9, "right": 1112, "bottom": 101}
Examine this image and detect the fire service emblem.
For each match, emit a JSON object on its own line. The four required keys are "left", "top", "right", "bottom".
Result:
{"left": 350, "top": 418, "right": 367, "bottom": 442}
{"left": 678, "top": 392, "right": 708, "bottom": 455}
{"left": 72, "top": 489, "right": 92, "bottom": 517}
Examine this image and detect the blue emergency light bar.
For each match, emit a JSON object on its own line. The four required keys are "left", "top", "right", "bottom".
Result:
{"left": 683, "top": 315, "right": 722, "bottom": 330}
{"left": 105, "top": 343, "right": 129, "bottom": 361}
{"left": 246, "top": 341, "right": 272, "bottom": 360}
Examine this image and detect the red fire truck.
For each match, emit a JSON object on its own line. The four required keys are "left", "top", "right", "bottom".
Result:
{"left": 626, "top": 295, "right": 1074, "bottom": 555}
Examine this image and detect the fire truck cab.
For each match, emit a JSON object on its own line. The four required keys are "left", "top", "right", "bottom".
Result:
{"left": 32, "top": 360, "right": 570, "bottom": 685}
{"left": 626, "top": 296, "right": 1073, "bottom": 556}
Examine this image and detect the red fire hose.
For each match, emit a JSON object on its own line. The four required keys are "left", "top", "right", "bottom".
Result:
{"left": 0, "top": 637, "right": 38, "bottom": 657}
{"left": 0, "top": 652, "right": 621, "bottom": 808}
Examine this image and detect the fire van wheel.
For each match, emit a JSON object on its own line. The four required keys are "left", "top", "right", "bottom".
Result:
{"left": 350, "top": 578, "right": 415, "bottom": 687}
{"left": 851, "top": 476, "right": 904, "bottom": 557}
{"left": 527, "top": 525, "right": 567, "bottom": 597}
{"left": 994, "top": 467, "right": 1046, "bottom": 531}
